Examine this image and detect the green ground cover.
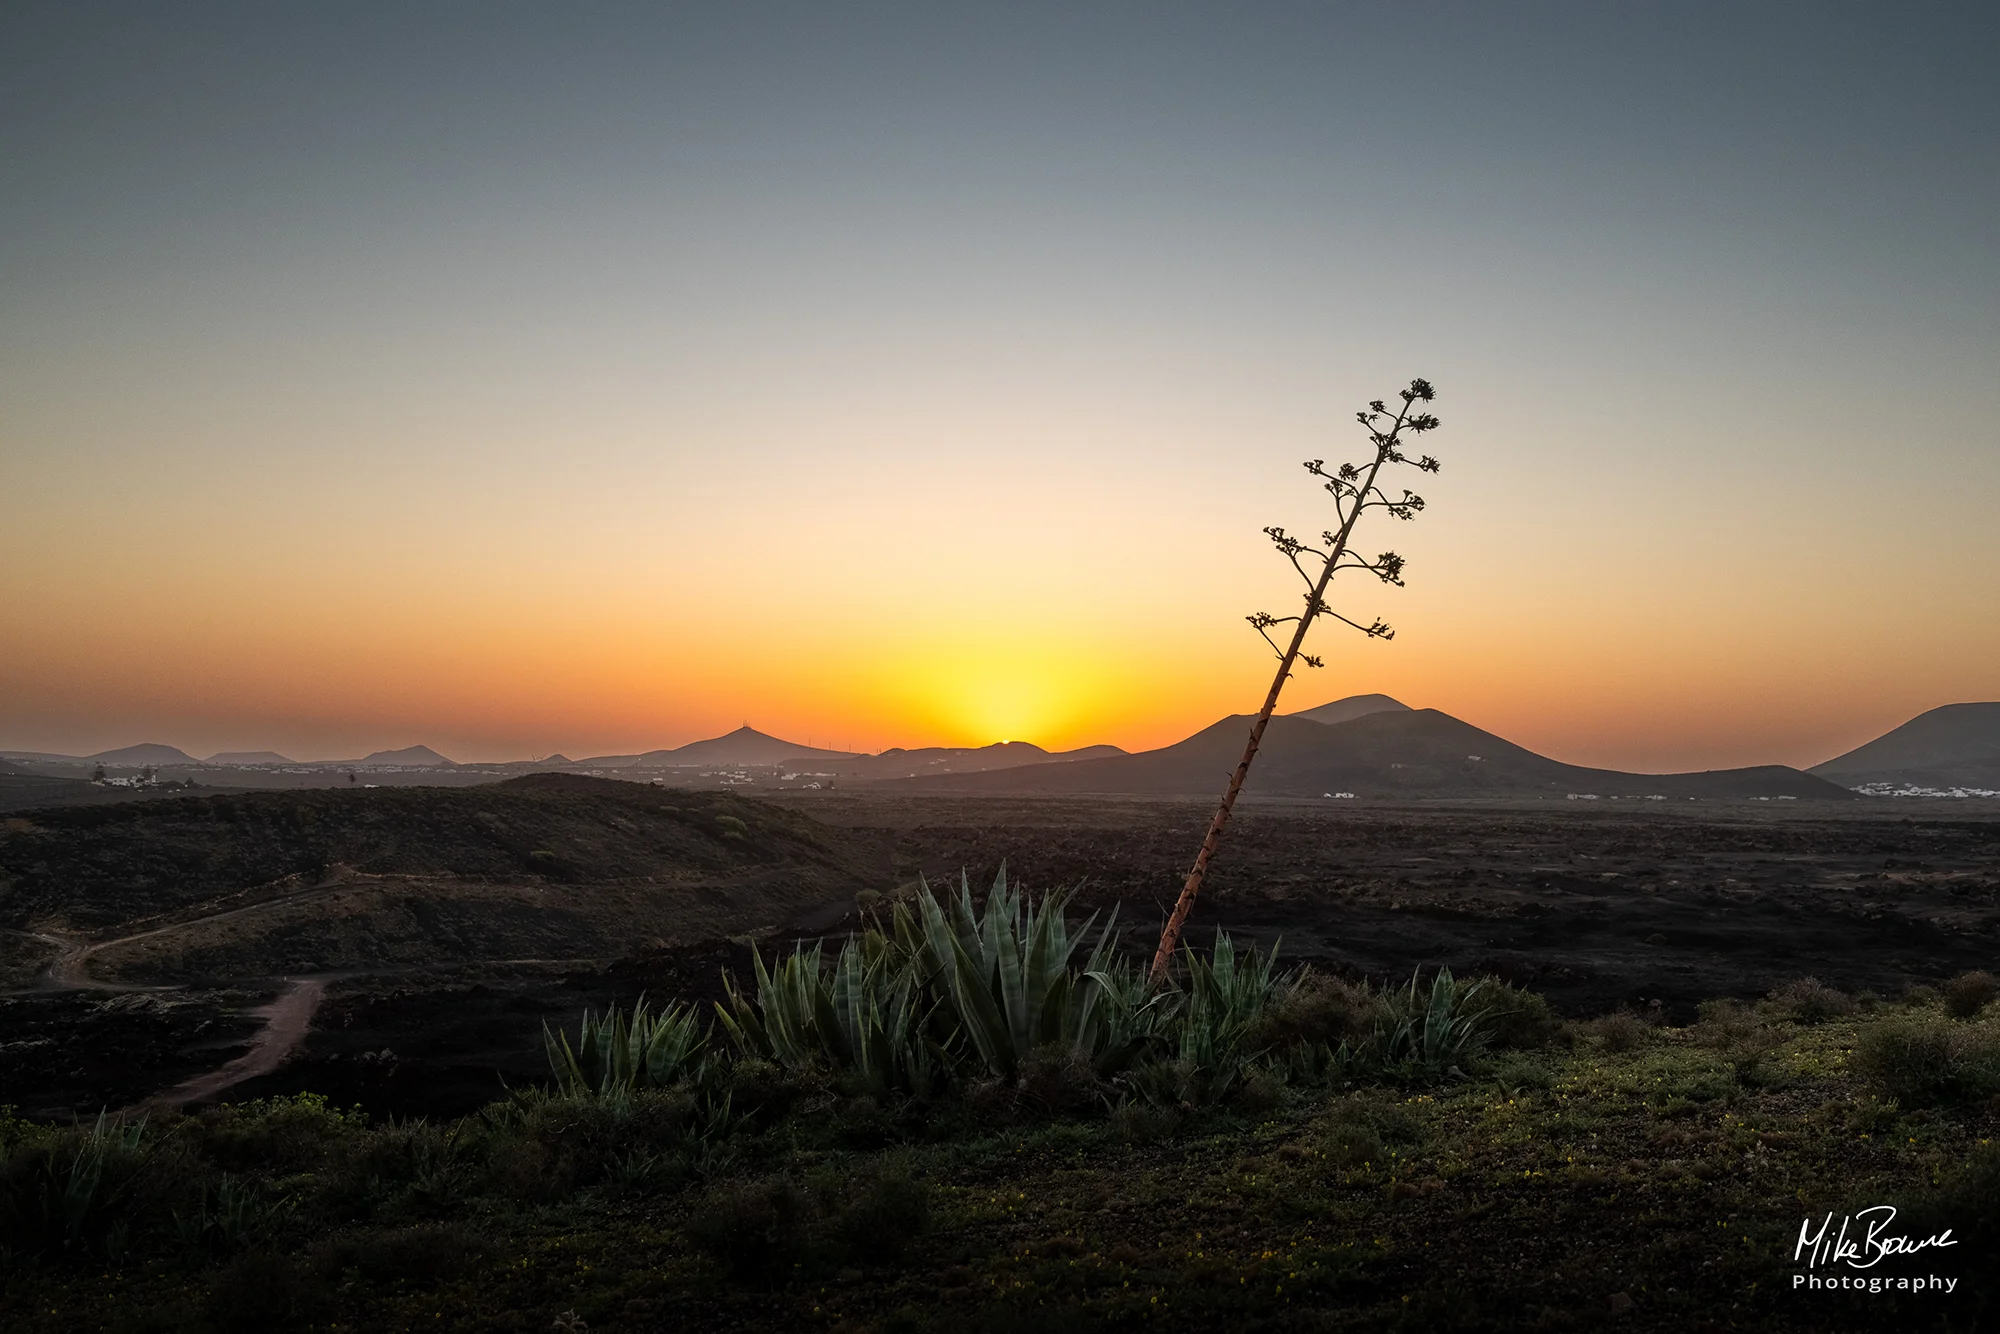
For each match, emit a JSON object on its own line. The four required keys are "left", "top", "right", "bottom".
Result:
{"left": 4, "top": 888, "right": 1997, "bottom": 1332}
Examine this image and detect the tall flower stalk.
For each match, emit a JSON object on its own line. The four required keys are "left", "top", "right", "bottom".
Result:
{"left": 1150, "top": 379, "right": 1444, "bottom": 980}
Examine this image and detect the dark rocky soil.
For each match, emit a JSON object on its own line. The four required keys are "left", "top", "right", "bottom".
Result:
{"left": 0, "top": 774, "right": 894, "bottom": 930}
{"left": 6, "top": 787, "right": 1999, "bottom": 1120}
{"left": 0, "top": 989, "right": 265, "bottom": 1116}
{"left": 223, "top": 941, "right": 772, "bottom": 1118}
{"left": 784, "top": 794, "right": 2000, "bottom": 1021}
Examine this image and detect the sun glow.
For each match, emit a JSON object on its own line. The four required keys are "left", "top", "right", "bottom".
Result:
{"left": 943, "top": 668, "right": 1066, "bottom": 748}
{"left": 860, "top": 637, "right": 1159, "bottom": 752}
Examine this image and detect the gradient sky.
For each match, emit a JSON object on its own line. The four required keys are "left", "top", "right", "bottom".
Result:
{"left": 4, "top": 2, "right": 1997, "bottom": 770}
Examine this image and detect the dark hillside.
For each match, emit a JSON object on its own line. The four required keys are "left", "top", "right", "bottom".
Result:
{"left": 1288, "top": 691, "right": 1410, "bottom": 725}
{"left": 0, "top": 774, "right": 890, "bottom": 931}
{"left": 1812, "top": 701, "right": 2000, "bottom": 790}
{"left": 894, "top": 707, "right": 1853, "bottom": 800}
{"left": 0, "top": 770, "right": 125, "bottom": 812}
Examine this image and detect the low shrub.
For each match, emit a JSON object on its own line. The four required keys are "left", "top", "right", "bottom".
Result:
{"left": 1845, "top": 1095, "right": 1902, "bottom": 1135}
{"left": 1850, "top": 1017, "right": 2000, "bottom": 1106}
{"left": 724, "top": 1056, "right": 809, "bottom": 1124}
{"left": 203, "top": 1250, "right": 316, "bottom": 1334}
{"left": 320, "top": 1117, "right": 472, "bottom": 1217}
{"left": 684, "top": 1164, "right": 932, "bottom": 1277}
{"left": 1692, "top": 999, "right": 1782, "bottom": 1082}
{"left": 1767, "top": 977, "right": 1857, "bottom": 1025}
{"left": 194, "top": 1093, "right": 364, "bottom": 1173}
{"left": 1584, "top": 1011, "right": 1649, "bottom": 1053}
{"left": 684, "top": 1177, "right": 815, "bottom": 1278}
{"left": 1908, "top": 1141, "right": 2000, "bottom": 1249}
{"left": 1485, "top": 1052, "right": 1555, "bottom": 1094}
{"left": 1015, "top": 1044, "right": 1104, "bottom": 1116}
{"left": 1325, "top": 1090, "right": 1425, "bottom": 1144}
{"left": 1316, "top": 1091, "right": 1424, "bottom": 1167}
{"left": 1229, "top": 1064, "right": 1284, "bottom": 1114}
{"left": 173, "top": 1172, "right": 290, "bottom": 1259}
{"left": 1465, "top": 979, "right": 1568, "bottom": 1050}
{"left": 1942, "top": 971, "right": 2000, "bottom": 1020}
{"left": 1318, "top": 1120, "right": 1384, "bottom": 1168}
{"left": 481, "top": 1087, "right": 730, "bottom": 1202}
{"left": 315, "top": 1222, "right": 489, "bottom": 1288}
{"left": 1691, "top": 998, "right": 1764, "bottom": 1047}
{"left": 826, "top": 1093, "right": 900, "bottom": 1148}
{"left": 1247, "top": 969, "right": 1382, "bottom": 1050}
{"left": 816, "top": 1165, "right": 931, "bottom": 1262}
{"left": 0, "top": 1113, "right": 174, "bottom": 1262}
{"left": 1108, "top": 1101, "right": 1179, "bottom": 1143}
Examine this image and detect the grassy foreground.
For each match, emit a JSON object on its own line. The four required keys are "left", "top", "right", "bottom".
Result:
{"left": 5, "top": 976, "right": 1999, "bottom": 1333}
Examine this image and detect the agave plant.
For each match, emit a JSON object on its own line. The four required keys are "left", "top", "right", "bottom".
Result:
{"left": 1127, "top": 932, "right": 1282, "bottom": 1106}
{"left": 1178, "top": 931, "right": 1282, "bottom": 1064}
{"left": 1375, "top": 966, "right": 1488, "bottom": 1078}
{"left": 716, "top": 933, "right": 946, "bottom": 1097}
{"left": 896, "top": 868, "right": 1141, "bottom": 1078}
{"left": 0, "top": 1112, "right": 153, "bottom": 1260}
{"left": 545, "top": 995, "right": 710, "bottom": 1096}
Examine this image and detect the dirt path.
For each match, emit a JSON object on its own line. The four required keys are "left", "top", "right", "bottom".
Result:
{"left": 129, "top": 976, "right": 328, "bottom": 1112}
{"left": 34, "top": 881, "right": 351, "bottom": 992}
{"left": 1, "top": 927, "right": 172, "bottom": 994}
{"left": 6, "top": 904, "right": 341, "bottom": 1110}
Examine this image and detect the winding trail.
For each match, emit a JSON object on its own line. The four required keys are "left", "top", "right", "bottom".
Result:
{"left": 7, "top": 911, "right": 611, "bottom": 1111}
{"left": 4, "top": 898, "right": 339, "bottom": 1109}
{"left": 9, "top": 876, "right": 636, "bottom": 1111}
{"left": 28, "top": 881, "right": 342, "bottom": 993}
{"left": 132, "top": 977, "right": 328, "bottom": 1112}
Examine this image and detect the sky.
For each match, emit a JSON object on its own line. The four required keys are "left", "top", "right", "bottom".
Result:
{"left": 3, "top": 2, "right": 1996, "bottom": 770}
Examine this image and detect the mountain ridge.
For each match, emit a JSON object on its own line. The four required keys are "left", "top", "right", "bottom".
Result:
{"left": 887, "top": 706, "right": 1853, "bottom": 800}
{"left": 1289, "top": 693, "right": 1410, "bottom": 726}
{"left": 1810, "top": 702, "right": 2000, "bottom": 791}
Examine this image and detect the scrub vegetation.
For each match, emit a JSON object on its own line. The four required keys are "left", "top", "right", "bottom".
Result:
{"left": 3, "top": 874, "right": 1996, "bottom": 1332}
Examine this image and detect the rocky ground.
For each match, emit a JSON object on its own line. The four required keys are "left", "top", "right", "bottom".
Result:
{"left": 5, "top": 789, "right": 1998, "bottom": 1122}
{"left": 784, "top": 794, "right": 2000, "bottom": 1020}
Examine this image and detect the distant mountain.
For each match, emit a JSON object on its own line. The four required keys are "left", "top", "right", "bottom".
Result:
{"left": 1289, "top": 693, "right": 1411, "bottom": 726}
{"left": 206, "top": 751, "right": 293, "bottom": 766}
{"left": 1055, "top": 744, "right": 1126, "bottom": 763}
{"left": 795, "top": 740, "right": 1129, "bottom": 780}
{"left": 635, "top": 727, "right": 862, "bottom": 768}
{"left": 0, "top": 750, "right": 88, "bottom": 765}
{"left": 894, "top": 707, "right": 1853, "bottom": 800}
{"left": 485, "top": 755, "right": 578, "bottom": 773}
{"left": 86, "top": 743, "right": 199, "bottom": 767}
{"left": 343, "top": 745, "right": 456, "bottom": 768}
{"left": 1810, "top": 703, "right": 2000, "bottom": 791}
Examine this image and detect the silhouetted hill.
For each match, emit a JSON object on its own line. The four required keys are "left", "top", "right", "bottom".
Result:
{"left": 86, "top": 743, "right": 199, "bottom": 766}
{"left": 0, "top": 773, "right": 892, "bottom": 932}
{"left": 1288, "top": 693, "right": 1410, "bottom": 726}
{"left": 207, "top": 751, "right": 294, "bottom": 765}
{"left": 631, "top": 727, "right": 861, "bottom": 768}
{"left": 801, "top": 740, "right": 1129, "bottom": 780}
{"left": 895, "top": 708, "right": 1853, "bottom": 800}
{"left": 340, "top": 745, "right": 456, "bottom": 767}
{"left": 1810, "top": 702, "right": 2000, "bottom": 791}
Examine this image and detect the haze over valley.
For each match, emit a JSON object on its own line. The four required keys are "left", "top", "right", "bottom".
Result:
{"left": 9, "top": 695, "right": 1995, "bottom": 813}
